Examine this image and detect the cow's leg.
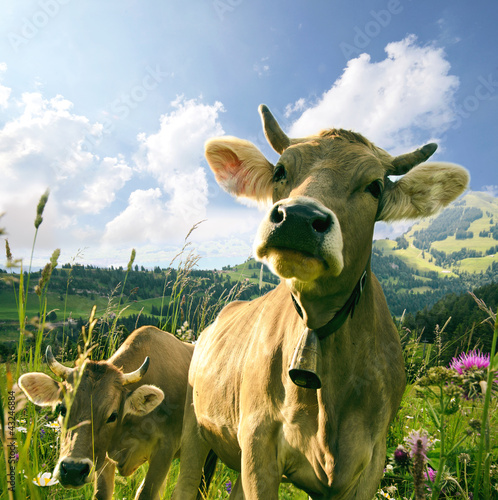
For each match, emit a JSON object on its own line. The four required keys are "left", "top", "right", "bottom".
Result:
{"left": 135, "top": 444, "right": 175, "bottom": 500}
{"left": 94, "top": 458, "right": 116, "bottom": 500}
{"left": 171, "top": 387, "right": 212, "bottom": 500}
{"left": 239, "top": 424, "right": 282, "bottom": 500}
{"left": 345, "top": 441, "right": 387, "bottom": 500}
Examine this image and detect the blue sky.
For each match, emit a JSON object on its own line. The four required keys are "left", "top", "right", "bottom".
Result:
{"left": 0, "top": 0, "right": 497, "bottom": 270}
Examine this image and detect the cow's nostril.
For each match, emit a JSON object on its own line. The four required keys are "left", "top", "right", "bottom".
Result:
{"left": 270, "top": 205, "right": 285, "bottom": 224}
{"left": 312, "top": 214, "right": 332, "bottom": 233}
{"left": 80, "top": 462, "right": 90, "bottom": 478}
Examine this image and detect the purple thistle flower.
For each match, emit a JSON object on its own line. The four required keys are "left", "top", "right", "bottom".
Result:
{"left": 450, "top": 350, "right": 490, "bottom": 374}
{"left": 393, "top": 445, "right": 411, "bottom": 468}
{"left": 425, "top": 466, "right": 436, "bottom": 483}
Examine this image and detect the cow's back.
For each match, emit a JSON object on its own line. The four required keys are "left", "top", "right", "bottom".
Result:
{"left": 110, "top": 326, "right": 194, "bottom": 427}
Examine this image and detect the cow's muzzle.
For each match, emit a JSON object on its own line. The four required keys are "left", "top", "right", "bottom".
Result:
{"left": 254, "top": 197, "right": 344, "bottom": 281}
{"left": 55, "top": 457, "right": 93, "bottom": 488}
{"left": 266, "top": 200, "right": 332, "bottom": 255}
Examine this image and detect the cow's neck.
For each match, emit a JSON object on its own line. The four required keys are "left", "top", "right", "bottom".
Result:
{"left": 291, "top": 269, "right": 367, "bottom": 338}
{"left": 289, "top": 264, "right": 370, "bottom": 332}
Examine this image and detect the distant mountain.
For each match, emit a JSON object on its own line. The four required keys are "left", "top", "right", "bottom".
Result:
{"left": 372, "top": 191, "right": 498, "bottom": 315}
{"left": 374, "top": 191, "right": 498, "bottom": 275}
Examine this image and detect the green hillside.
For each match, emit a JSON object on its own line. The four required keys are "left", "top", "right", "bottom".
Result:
{"left": 374, "top": 191, "right": 498, "bottom": 274}
{"left": 372, "top": 191, "right": 498, "bottom": 315}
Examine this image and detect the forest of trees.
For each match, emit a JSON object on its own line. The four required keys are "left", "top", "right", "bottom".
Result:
{"left": 401, "top": 281, "right": 497, "bottom": 367}
{"left": 370, "top": 249, "right": 498, "bottom": 316}
{"left": 412, "top": 207, "right": 483, "bottom": 249}
{"left": 0, "top": 263, "right": 276, "bottom": 361}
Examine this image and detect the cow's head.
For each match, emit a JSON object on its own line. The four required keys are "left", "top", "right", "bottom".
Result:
{"left": 205, "top": 105, "right": 469, "bottom": 327}
{"left": 18, "top": 348, "right": 164, "bottom": 489}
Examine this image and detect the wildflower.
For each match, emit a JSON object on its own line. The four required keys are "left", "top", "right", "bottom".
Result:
{"left": 16, "top": 426, "right": 27, "bottom": 433}
{"left": 450, "top": 350, "right": 490, "bottom": 373}
{"left": 45, "top": 421, "right": 61, "bottom": 431}
{"left": 406, "top": 429, "right": 431, "bottom": 461}
{"left": 378, "top": 490, "right": 391, "bottom": 499}
{"left": 459, "top": 453, "right": 471, "bottom": 464}
{"left": 406, "top": 429, "right": 431, "bottom": 499}
{"left": 425, "top": 466, "right": 436, "bottom": 483}
{"left": 40, "top": 428, "right": 46, "bottom": 439}
{"left": 393, "top": 445, "right": 411, "bottom": 468}
{"left": 225, "top": 480, "right": 232, "bottom": 494}
{"left": 32, "top": 471, "right": 59, "bottom": 487}
{"left": 449, "top": 350, "right": 496, "bottom": 399}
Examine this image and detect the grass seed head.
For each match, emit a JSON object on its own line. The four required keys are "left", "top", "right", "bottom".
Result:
{"left": 34, "top": 189, "right": 50, "bottom": 229}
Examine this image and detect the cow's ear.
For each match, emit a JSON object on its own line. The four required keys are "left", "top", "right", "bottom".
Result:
{"left": 377, "top": 162, "right": 469, "bottom": 221}
{"left": 205, "top": 136, "right": 274, "bottom": 202}
{"left": 123, "top": 385, "right": 164, "bottom": 417}
{"left": 19, "top": 373, "right": 61, "bottom": 406}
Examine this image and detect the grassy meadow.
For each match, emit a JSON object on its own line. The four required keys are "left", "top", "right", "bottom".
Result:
{"left": 1, "top": 195, "right": 498, "bottom": 500}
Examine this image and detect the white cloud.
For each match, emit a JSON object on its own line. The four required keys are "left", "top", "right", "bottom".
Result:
{"left": 284, "top": 97, "right": 307, "bottom": 118}
{"left": 373, "top": 221, "right": 413, "bottom": 241}
{"left": 103, "top": 188, "right": 168, "bottom": 244}
{"left": 64, "top": 156, "right": 132, "bottom": 214}
{"left": 135, "top": 96, "right": 224, "bottom": 187}
{"left": 0, "top": 85, "right": 129, "bottom": 255}
{"left": 481, "top": 185, "right": 498, "bottom": 197}
{"left": 289, "top": 35, "right": 459, "bottom": 154}
{"left": 105, "top": 97, "right": 225, "bottom": 246}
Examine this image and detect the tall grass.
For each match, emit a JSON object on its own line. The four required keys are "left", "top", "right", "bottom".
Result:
{"left": 1, "top": 194, "right": 497, "bottom": 499}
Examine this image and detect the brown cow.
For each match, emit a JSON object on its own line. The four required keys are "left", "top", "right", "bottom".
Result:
{"left": 172, "top": 105, "right": 469, "bottom": 499}
{"left": 19, "top": 326, "right": 204, "bottom": 500}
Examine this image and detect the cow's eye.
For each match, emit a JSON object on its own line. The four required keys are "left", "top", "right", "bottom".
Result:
{"left": 273, "top": 164, "right": 287, "bottom": 183}
{"left": 365, "top": 180, "right": 382, "bottom": 199}
{"left": 107, "top": 411, "right": 118, "bottom": 424}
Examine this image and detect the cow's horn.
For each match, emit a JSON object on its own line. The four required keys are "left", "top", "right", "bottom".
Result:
{"left": 259, "top": 104, "right": 291, "bottom": 154}
{"left": 46, "top": 346, "right": 72, "bottom": 380}
{"left": 391, "top": 143, "right": 438, "bottom": 175}
{"left": 122, "top": 357, "right": 150, "bottom": 385}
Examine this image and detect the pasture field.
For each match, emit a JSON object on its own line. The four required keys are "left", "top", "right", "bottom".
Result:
{"left": 458, "top": 254, "right": 498, "bottom": 273}
{"left": 373, "top": 239, "right": 459, "bottom": 277}
{"left": 0, "top": 289, "right": 175, "bottom": 322}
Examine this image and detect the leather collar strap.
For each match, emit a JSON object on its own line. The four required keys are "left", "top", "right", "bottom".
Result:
{"left": 291, "top": 269, "right": 367, "bottom": 341}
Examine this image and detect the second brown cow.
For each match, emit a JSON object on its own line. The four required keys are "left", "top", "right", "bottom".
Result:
{"left": 20, "top": 326, "right": 204, "bottom": 500}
